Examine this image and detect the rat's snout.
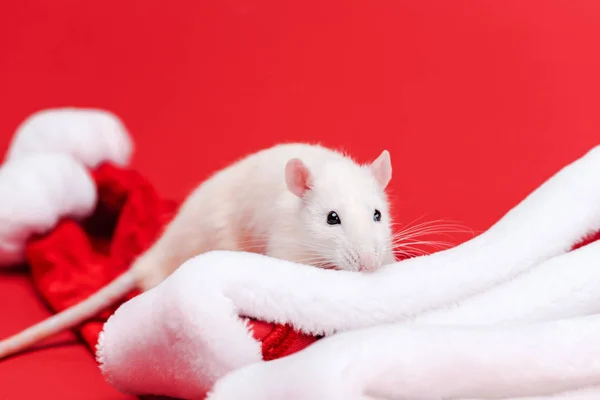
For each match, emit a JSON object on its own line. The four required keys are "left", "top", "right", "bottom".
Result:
{"left": 357, "top": 252, "right": 380, "bottom": 272}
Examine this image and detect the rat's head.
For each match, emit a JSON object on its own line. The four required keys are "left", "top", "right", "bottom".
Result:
{"left": 285, "top": 149, "right": 394, "bottom": 272}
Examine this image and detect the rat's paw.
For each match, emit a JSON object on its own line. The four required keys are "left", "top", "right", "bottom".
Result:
{"left": 0, "top": 153, "right": 97, "bottom": 266}
{"left": 7, "top": 107, "right": 133, "bottom": 168}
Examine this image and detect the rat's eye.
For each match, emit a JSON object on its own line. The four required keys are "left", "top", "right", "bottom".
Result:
{"left": 373, "top": 209, "right": 382, "bottom": 222}
{"left": 327, "top": 211, "right": 341, "bottom": 225}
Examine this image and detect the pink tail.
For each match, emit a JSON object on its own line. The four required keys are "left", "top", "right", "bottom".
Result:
{"left": 0, "top": 270, "right": 137, "bottom": 360}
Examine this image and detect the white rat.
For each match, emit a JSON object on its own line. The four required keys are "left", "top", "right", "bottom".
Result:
{"left": 0, "top": 142, "right": 395, "bottom": 359}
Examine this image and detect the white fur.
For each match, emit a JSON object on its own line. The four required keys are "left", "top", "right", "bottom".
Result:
{"left": 97, "top": 271, "right": 263, "bottom": 399}
{"left": 0, "top": 107, "right": 135, "bottom": 267}
{"left": 500, "top": 387, "right": 600, "bottom": 400}
{"left": 7, "top": 108, "right": 133, "bottom": 168}
{"left": 205, "top": 239, "right": 600, "bottom": 399}
{"left": 0, "top": 154, "right": 97, "bottom": 266}
{"left": 207, "top": 314, "right": 600, "bottom": 400}
{"left": 414, "top": 238, "right": 600, "bottom": 325}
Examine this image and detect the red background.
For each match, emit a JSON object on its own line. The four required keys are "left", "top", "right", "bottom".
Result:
{"left": 1, "top": 0, "right": 599, "bottom": 398}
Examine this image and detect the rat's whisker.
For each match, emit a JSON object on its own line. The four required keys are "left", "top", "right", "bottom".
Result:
{"left": 391, "top": 225, "right": 474, "bottom": 242}
{"left": 394, "top": 247, "right": 429, "bottom": 258}
{"left": 392, "top": 239, "right": 456, "bottom": 248}
{"left": 393, "top": 223, "right": 474, "bottom": 238}
{"left": 393, "top": 218, "right": 475, "bottom": 238}
{"left": 392, "top": 239, "right": 456, "bottom": 253}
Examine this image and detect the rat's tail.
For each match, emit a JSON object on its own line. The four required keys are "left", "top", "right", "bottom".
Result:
{"left": 0, "top": 270, "right": 137, "bottom": 360}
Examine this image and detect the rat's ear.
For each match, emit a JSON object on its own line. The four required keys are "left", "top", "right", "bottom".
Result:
{"left": 369, "top": 150, "right": 392, "bottom": 189}
{"left": 285, "top": 158, "right": 313, "bottom": 197}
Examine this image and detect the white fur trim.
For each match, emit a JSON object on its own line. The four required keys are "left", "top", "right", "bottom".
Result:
{"left": 208, "top": 314, "right": 600, "bottom": 400}
{"left": 0, "top": 107, "right": 133, "bottom": 267}
{"left": 509, "top": 387, "right": 600, "bottom": 400}
{"left": 0, "top": 154, "right": 97, "bottom": 267}
{"left": 6, "top": 108, "right": 133, "bottom": 168}
{"left": 97, "top": 274, "right": 263, "bottom": 399}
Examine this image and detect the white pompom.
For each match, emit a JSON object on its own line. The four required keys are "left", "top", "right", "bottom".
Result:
{"left": 6, "top": 108, "right": 134, "bottom": 168}
{"left": 0, "top": 153, "right": 97, "bottom": 267}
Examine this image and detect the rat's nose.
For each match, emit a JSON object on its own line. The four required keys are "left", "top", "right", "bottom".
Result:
{"left": 358, "top": 253, "right": 380, "bottom": 272}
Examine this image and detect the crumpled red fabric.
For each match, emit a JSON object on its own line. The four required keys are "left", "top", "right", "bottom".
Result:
{"left": 24, "top": 162, "right": 320, "bottom": 361}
